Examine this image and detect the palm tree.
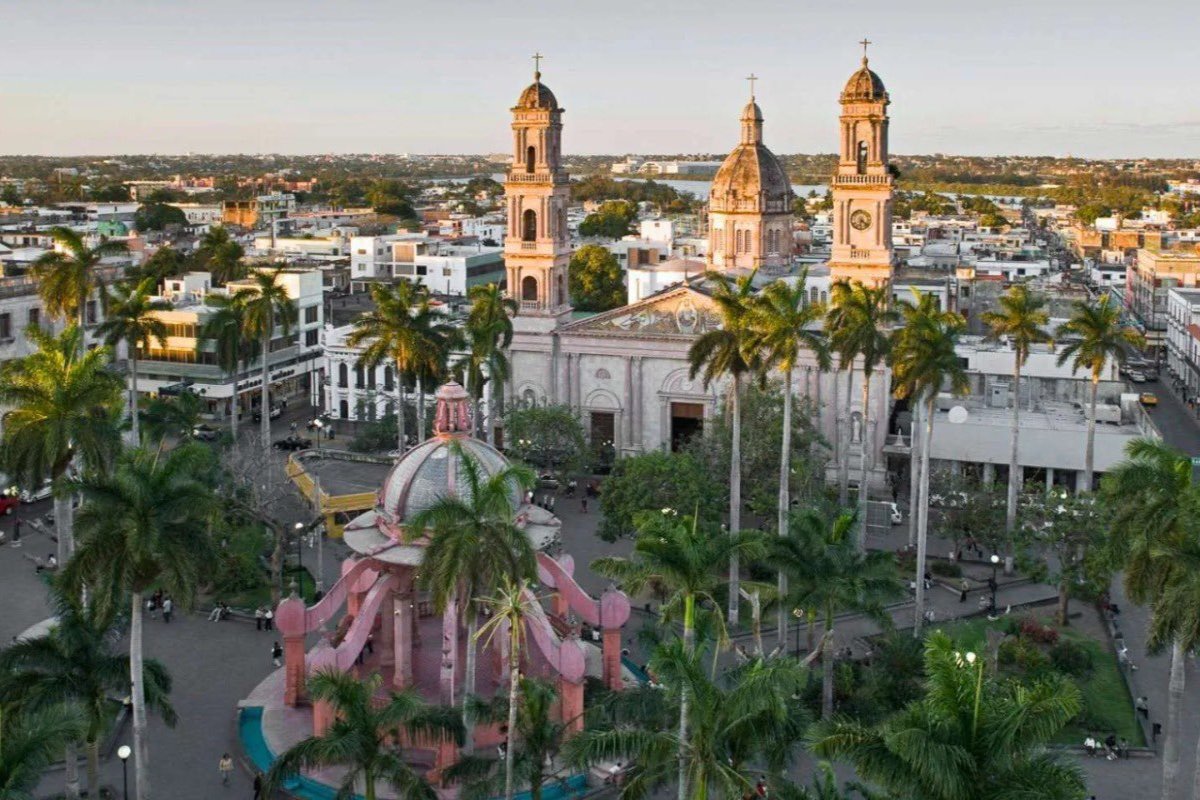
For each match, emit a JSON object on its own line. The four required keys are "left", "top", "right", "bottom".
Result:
{"left": 63, "top": 444, "right": 216, "bottom": 800}
{"left": 824, "top": 279, "right": 857, "bottom": 508}
{"left": 0, "top": 703, "right": 83, "bottom": 800}
{"left": 825, "top": 281, "right": 898, "bottom": 547}
{"left": 688, "top": 269, "right": 760, "bottom": 626}
{"left": 809, "top": 632, "right": 1086, "bottom": 800}
{"left": 592, "top": 510, "right": 764, "bottom": 800}
{"left": 745, "top": 275, "right": 830, "bottom": 648}
{"left": 96, "top": 278, "right": 169, "bottom": 446}
{"left": 465, "top": 283, "right": 516, "bottom": 443}
{"left": 981, "top": 284, "right": 1052, "bottom": 535}
{"left": 0, "top": 581, "right": 176, "bottom": 796}
{"left": 264, "top": 670, "right": 463, "bottom": 800}
{"left": 0, "top": 325, "right": 123, "bottom": 563}
{"left": 233, "top": 268, "right": 298, "bottom": 448}
{"left": 1055, "top": 294, "right": 1145, "bottom": 492}
{"left": 564, "top": 643, "right": 809, "bottom": 800}
{"left": 201, "top": 293, "right": 254, "bottom": 440}
{"left": 1102, "top": 438, "right": 1197, "bottom": 800}
{"left": 407, "top": 445, "right": 537, "bottom": 752}
{"left": 348, "top": 282, "right": 443, "bottom": 451}
{"left": 140, "top": 391, "right": 204, "bottom": 452}
{"left": 446, "top": 678, "right": 566, "bottom": 800}
{"left": 31, "top": 226, "right": 128, "bottom": 337}
{"left": 774, "top": 507, "right": 904, "bottom": 719}
{"left": 194, "top": 226, "right": 245, "bottom": 285}
{"left": 889, "top": 292, "right": 968, "bottom": 636}
{"left": 476, "top": 581, "right": 540, "bottom": 800}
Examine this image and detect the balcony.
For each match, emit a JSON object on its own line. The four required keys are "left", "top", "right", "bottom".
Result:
{"left": 850, "top": 247, "right": 871, "bottom": 259}
{"left": 506, "top": 171, "right": 568, "bottom": 184}
{"left": 834, "top": 173, "right": 891, "bottom": 186}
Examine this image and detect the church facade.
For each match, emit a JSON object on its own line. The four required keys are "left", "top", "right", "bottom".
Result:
{"left": 504, "top": 57, "right": 896, "bottom": 492}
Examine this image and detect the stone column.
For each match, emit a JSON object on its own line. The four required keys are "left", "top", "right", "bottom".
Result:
{"left": 393, "top": 586, "right": 414, "bottom": 690}
{"left": 633, "top": 357, "right": 644, "bottom": 451}
{"left": 439, "top": 600, "right": 458, "bottom": 705}
{"left": 602, "top": 627, "right": 622, "bottom": 692}
{"left": 982, "top": 462, "right": 995, "bottom": 485}
{"left": 559, "top": 678, "right": 585, "bottom": 737}
{"left": 1046, "top": 467, "right": 1055, "bottom": 491}
{"left": 379, "top": 583, "right": 396, "bottom": 671}
{"left": 624, "top": 358, "right": 635, "bottom": 450}
{"left": 282, "top": 635, "right": 307, "bottom": 707}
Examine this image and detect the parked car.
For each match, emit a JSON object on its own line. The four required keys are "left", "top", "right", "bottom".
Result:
{"left": 253, "top": 405, "right": 283, "bottom": 423}
{"left": 273, "top": 435, "right": 313, "bottom": 451}
{"left": 1140, "top": 392, "right": 1159, "bottom": 407}
{"left": 1127, "top": 370, "right": 1146, "bottom": 383}
{"left": 19, "top": 483, "right": 53, "bottom": 503}
{"left": 0, "top": 491, "right": 20, "bottom": 516}
{"left": 192, "top": 424, "right": 219, "bottom": 441}
{"left": 889, "top": 502, "right": 903, "bottom": 525}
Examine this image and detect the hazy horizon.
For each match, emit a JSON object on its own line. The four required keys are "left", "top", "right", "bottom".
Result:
{"left": 3, "top": 0, "right": 1197, "bottom": 160}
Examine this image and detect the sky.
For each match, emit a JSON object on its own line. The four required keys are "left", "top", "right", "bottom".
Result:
{"left": 2, "top": 0, "right": 1197, "bottom": 159}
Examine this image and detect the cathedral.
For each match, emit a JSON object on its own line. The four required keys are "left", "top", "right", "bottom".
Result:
{"left": 503, "top": 52, "right": 895, "bottom": 492}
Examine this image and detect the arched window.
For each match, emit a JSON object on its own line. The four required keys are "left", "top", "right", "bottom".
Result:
{"left": 856, "top": 141, "right": 868, "bottom": 175}
{"left": 338, "top": 399, "right": 348, "bottom": 418}
{"left": 522, "top": 275, "right": 538, "bottom": 302}
{"left": 383, "top": 366, "right": 394, "bottom": 391}
{"left": 367, "top": 366, "right": 376, "bottom": 389}
{"left": 525, "top": 145, "right": 536, "bottom": 173}
{"left": 810, "top": 286, "right": 819, "bottom": 305}
{"left": 355, "top": 364, "right": 364, "bottom": 388}
{"left": 736, "top": 230, "right": 744, "bottom": 253}
{"left": 521, "top": 388, "right": 537, "bottom": 409}
{"left": 337, "top": 362, "right": 348, "bottom": 388}
{"left": 522, "top": 209, "right": 537, "bottom": 242}
{"left": 556, "top": 274, "right": 565, "bottom": 307}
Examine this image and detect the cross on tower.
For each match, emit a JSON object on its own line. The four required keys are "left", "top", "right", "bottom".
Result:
{"left": 859, "top": 38, "right": 872, "bottom": 62}
{"left": 745, "top": 73, "right": 758, "bottom": 99}
{"left": 532, "top": 52, "right": 543, "bottom": 79}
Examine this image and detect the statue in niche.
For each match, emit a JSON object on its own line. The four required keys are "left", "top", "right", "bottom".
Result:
{"left": 850, "top": 412, "right": 863, "bottom": 444}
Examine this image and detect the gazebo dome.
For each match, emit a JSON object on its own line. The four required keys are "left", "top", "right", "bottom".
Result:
{"left": 376, "top": 382, "right": 520, "bottom": 527}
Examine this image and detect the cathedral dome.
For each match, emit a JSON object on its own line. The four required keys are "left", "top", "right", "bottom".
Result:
{"left": 709, "top": 100, "right": 791, "bottom": 214}
{"left": 841, "top": 60, "right": 887, "bottom": 103}
{"left": 515, "top": 78, "right": 559, "bottom": 111}
{"left": 376, "top": 382, "right": 520, "bottom": 527}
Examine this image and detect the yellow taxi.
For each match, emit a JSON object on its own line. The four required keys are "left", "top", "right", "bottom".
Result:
{"left": 1140, "top": 392, "right": 1158, "bottom": 407}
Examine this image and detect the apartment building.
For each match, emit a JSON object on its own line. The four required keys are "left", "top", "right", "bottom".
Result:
{"left": 1165, "top": 287, "right": 1200, "bottom": 403}
{"left": 1128, "top": 249, "right": 1200, "bottom": 351}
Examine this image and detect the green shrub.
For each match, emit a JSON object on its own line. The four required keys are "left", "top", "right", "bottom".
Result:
{"left": 930, "top": 560, "right": 963, "bottom": 578}
{"left": 999, "top": 636, "right": 1051, "bottom": 676}
{"left": 1050, "top": 639, "right": 1095, "bottom": 678}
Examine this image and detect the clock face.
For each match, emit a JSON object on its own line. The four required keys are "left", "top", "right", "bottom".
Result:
{"left": 850, "top": 209, "right": 873, "bottom": 231}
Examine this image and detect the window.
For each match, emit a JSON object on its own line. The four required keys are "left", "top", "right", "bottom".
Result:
{"left": 0, "top": 313, "right": 10, "bottom": 340}
{"left": 355, "top": 365, "right": 365, "bottom": 388}
{"left": 857, "top": 141, "right": 868, "bottom": 175}
{"left": 384, "top": 366, "right": 394, "bottom": 391}
{"left": 525, "top": 145, "right": 536, "bottom": 173}
{"left": 339, "top": 399, "right": 349, "bottom": 419}
{"left": 304, "top": 305, "right": 318, "bottom": 324}
{"left": 27, "top": 307, "right": 39, "bottom": 327}
{"left": 522, "top": 275, "right": 538, "bottom": 301}
{"left": 367, "top": 366, "right": 376, "bottom": 389}
{"left": 304, "top": 329, "right": 318, "bottom": 347}
{"left": 85, "top": 300, "right": 97, "bottom": 325}
{"left": 735, "top": 230, "right": 744, "bottom": 253}
{"left": 522, "top": 209, "right": 537, "bottom": 242}
{"left": 443, "top": 268, "right": 452, "bottom": 277}
{"left": 337, "top": 363, "right": 348, "bottom": 388}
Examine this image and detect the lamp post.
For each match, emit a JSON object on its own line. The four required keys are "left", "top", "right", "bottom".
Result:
{"left": 792, "top": 607, "right": 804, "bottom": 660}
{"left": 989, "top": 553, "right": 1000, "bottom": 613}
{"left": 117, "top": 745, "right": 131, "bottom": 800}
{"left": 294, "top": 521, "right": 305, "bottom": 596}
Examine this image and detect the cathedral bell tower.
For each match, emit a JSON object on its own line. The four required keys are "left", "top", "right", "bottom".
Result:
{"left": 828, "top": 41, "right": 894, "bottom": 287}
{"left": 504, "top": 55, "right": 572, "bottom": 322}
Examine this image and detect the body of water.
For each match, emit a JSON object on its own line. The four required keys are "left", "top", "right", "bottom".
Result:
{"left": 435, "top": 174, "right": 829, "bottom": 198}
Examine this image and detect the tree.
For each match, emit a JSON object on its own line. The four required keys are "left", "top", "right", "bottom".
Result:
{"left": 407, "top": 445, "right": 537, "bottom": 752}
{"left": 745, "top": 275, "right": 830, "bottom": 645}
{"left": 348, "top": 281, "right": 446, "bottom": 451}
{"left": 981, "top": 284, "right": 1052, "bottom": 537}
{"left": 64, "top": 444, "right": 216, "bottom": 800}
{"left": 265, "top": 670, "right": 462, "bottom": 800}
{"left": 0, "top": 582, "right": 176, "bottom": 796}
{"left": 97, "top": 278, "right": 169, "bottom": 445}
{"left": 366, "top": 179, "right": 416, "bottom": 220}
{"left": 140, "top": 391, "right": 204, "bottom": 452}
{"left": 774, "top": 507, "right": 903, "bottom": 719}
{"left": 31, "top": 226, "right": 128, "bottom": 332}
{"left": 133, "top": 202, "right": 187, "bottom": 231}
{"left": 0, "top": 704, "right": 83, "bottom": 800}
{"left": 577, "top": 200, "right": 637, "bottom": 239}
{"left": 809, "top": 632, "right": 1086, "bottom": 800}
{"left": 194, "top": 226, "right": 245, "bottom": 285}
{"left": 0, "top": 325, "right": 123, "bottom": 563}
{"left": 447, "top": 678, "right": 567, "bottom": 800}
{"left": 460, "top": 283, "right": 516, "bottom": 442}
{"left": 1102, "top": 438, "right": 1197, "bottom": 800}
{"left": 564, "top": 644, "right": 809, "bottom": 800}
{"left": 200, "top": 293, "right": 254, "bottom": 440}
{"left": 133, "top": 246, "right": 187, "bottom": 285}
{"left": 1055, "top": 294, "right": 1145, "bottom": 491}
{"left": 927, "top": 470, "right": 1005, "bottom": 558}
{"left": 688, "top": 269, "right": 759, "bottom": 626}
{"left": 597, "top": 450, "right": 721, "bottom": 543}
{"left": 503, "top": 404, "right": 589, "bottom": 479}
{"left": 825, "top": 280, "right": 897, "bottom": 547}
{"left": 1015, "top": 489, "right": 1109, "bottom": 625}
{"left": 568, "top": 244, "right": 625, "bottom": 312}
{"left": 593, "top": 510, "right": 765, "bottom": 800}
{"left": 233, "top": 267, "right": 298, "bottom": 450}
{"left": 890, "top": 292, "right": 968, "bottom": 636}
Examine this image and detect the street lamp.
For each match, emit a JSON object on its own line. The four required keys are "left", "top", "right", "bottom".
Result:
{"left": 294, "top": 521, "right": 305, "bottom": 595}
{"left": 792, "top": 607, "right": 805, "bottom": 660}
{"left": 117, "top": 745, "right": 131, "bottom": 800}
{"left": 989, "top": 554, "right": 1000, "bottom": 613}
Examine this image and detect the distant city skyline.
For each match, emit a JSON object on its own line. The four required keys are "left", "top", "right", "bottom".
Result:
{"left": 3, "top": 0, "right": 1197, "bottom": 159}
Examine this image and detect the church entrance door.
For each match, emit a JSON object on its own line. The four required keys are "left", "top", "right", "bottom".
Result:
{"left": 669, "top": 402, "right": 704, "bottom": 451}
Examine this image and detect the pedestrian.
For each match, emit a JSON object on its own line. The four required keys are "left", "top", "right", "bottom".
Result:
{"left": 11, "top": 519, "right": 20, "bottom": 548}
{"left": 254, "top": 607, "right": 264, "bottom": 630}
{"left": 162, "top": 595, "right": 174, "bottom": 623}
{"left": 147, "top": 595, "right": 158, "bottom": 619}
{"left": 271, "top": 641, "right": 283, "bottom": 667}
{"left": 1118, "top": 736, "right": 1129, "bottom": 759}
{"left": 1083, "top": 735, "right": 1096, "bottom": 757}
{"left": 219, "top": 753, "right": 233, "bottom": 785}
{"left": 253, "top": 773, "right": 264, "bottom": 799}
{"left": 1136, "top": 695, "right": 1148, "bottom": 720}
{"left": 1152, "top": 722, "right": 1162, "bottom": 744}
{"left": 290, "top": 421, "right": 298, "bottom": 434}
{"left": 264, "top": 607, "right": 274, "bottom": 631}
{"left": 1104, "top": 733, "right": 1117, "bottom": 760}
{"left": 581, "top": 498, "right": 588, "bottom": 514}
{"left": 755, "top": 776, "right": 769, "bottom": 798}
{"left": 959, "top": 578, "right": 969, "bottom": 603}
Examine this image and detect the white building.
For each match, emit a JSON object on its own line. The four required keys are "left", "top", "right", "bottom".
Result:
{"left": 168, "top": 203, "right": 224, "bottom": 226}
{"left": 1166, "top": 287, "right": 1200, "bottom": 402}
{"left": 349, "top": 234, "right": 503, "bottom": 296}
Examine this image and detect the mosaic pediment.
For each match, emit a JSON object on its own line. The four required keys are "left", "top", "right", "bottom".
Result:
{"left": 572, "top": 289, "right": 722, "bottom": 336}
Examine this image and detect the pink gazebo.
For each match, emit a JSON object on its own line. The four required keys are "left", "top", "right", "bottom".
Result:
{"left": 273, "top": 382, "right": 633, "bottom": 781}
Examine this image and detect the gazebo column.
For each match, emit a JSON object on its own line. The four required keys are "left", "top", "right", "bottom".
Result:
{"left": 379, "top": 579, "right": 396, "bottom": 672}
{"left": 602, "top": 627, "right": 623, "bottom": 691}
{"left": 559, "top": 677, "right": 584, "bottom": 737}
{"left": 393, "top": 577, "right": 414, "bottom": 689}
{"left": 276, "top": 595, "right": 308, "bottom": 707}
